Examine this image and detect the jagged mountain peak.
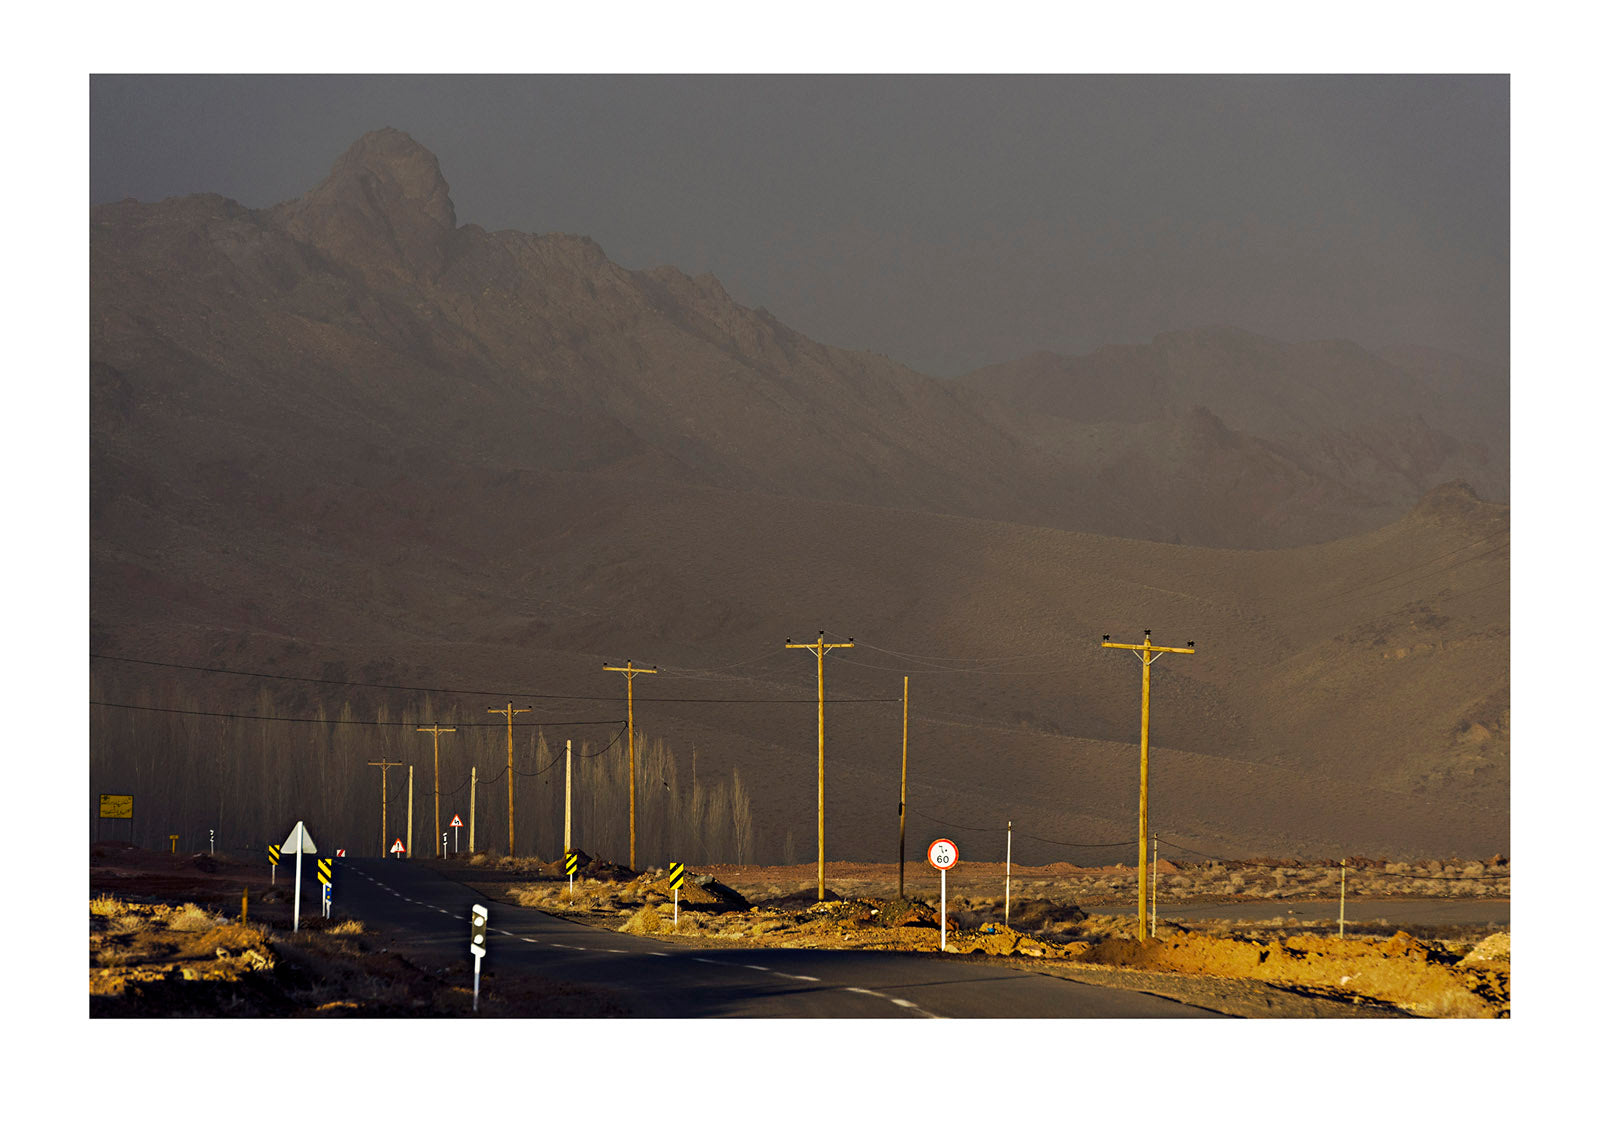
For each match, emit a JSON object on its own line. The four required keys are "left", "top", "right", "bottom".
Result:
{"left": 279, "top": 128, "right": 457, "bottom": 281}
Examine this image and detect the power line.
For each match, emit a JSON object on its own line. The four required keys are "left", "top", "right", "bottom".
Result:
{"left": 903, "top": 804, "right": 1136, "bottom": 848}
{"left": 88, "top": 700, "right": 626, "bottom": 727}
{"left": 89, "top": 653, "right": 896, "bottom": 703}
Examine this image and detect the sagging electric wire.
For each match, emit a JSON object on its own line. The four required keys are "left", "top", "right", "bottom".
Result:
{"left": 91, "top": 653, "right": 896, "bottom": 703}
{"left": 904, "top": 804, "right": 1136, "bottom": 849}
{"left": 89, "top": 700, "right": 626, "bottom": 728}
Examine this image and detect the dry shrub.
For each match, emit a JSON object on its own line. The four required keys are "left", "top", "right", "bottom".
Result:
{"left": 328, "top": 919, "right": 364, "bottom": 936}
{"left": 91, "top": 895, "right": 128, "bottom": 917}
{"left": 168, "top": 904, "right": 219, "bottom": 932}
{"left": 620, "top": 905, "right": 665, "bottom": 935}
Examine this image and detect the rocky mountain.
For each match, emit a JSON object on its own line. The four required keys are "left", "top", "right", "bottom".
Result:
{"left": 954, "top": 329, "right": 1507, "bottom": 547}
{"left": 89, "top": 130, "right": 1509, "bottom": 864}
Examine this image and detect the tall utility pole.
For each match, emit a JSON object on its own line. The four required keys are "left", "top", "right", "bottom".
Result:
{"left": 603, "top": 662, "right": 657, "bottom": 871}
{"left": 1101, "top": 629, "right": 1195, "bottom": 941}
{"left": 487, "top": 703, "right": 532, "bottom": 856}
{"left": 563, "top": 739, "right": 573, "bottom": 855}
{"left": 406, "top": 765, "right": 414, "bottom": 858}
{"left": 786, "top": 631, "right": 854, "bottom": 900}
{"left": 899, "top": 675, "right": 909, "bottom": 899}
{"left": 469, "top": 765, "right": 478, "bottom": 854}
{"left": 416, "top": 724, "right": 457, "bottom": 859}
{"left": 367, "top": 759, "right": 402, "bottom": 856}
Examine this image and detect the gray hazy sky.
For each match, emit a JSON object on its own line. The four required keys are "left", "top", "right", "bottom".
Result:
{"left": 90, "top": 74, "right": 1507, "bottom": 375}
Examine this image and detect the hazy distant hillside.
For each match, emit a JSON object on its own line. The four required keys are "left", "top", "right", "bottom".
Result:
{"left": 89, "top": 129, "right": 1509, "bottom": 865}
{"left": 93, "top": 128, "right": 1505, "bottom": 552}
{"left": 955, "top": 329, "right": 1507, "bottom": 546}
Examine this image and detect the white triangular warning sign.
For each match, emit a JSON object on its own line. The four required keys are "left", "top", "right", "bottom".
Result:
{"left": 391, "top": 838, "right": 405, "bottom": 854}
{"left": 282, "top": 820, "right": 317, "bottom": 855}
{"left": 450, "top": 814, "right": 463, "bottom": 828}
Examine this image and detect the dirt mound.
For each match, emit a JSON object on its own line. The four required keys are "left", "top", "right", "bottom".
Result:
{"left": 1071, "top": 927, "right": 1507, "bottom": 1018}
{"left": 1462, "top": 932, "right": 1510, "bottom": 965}
{"left": 762, "top": 887, "right": 846, "bottom": 910}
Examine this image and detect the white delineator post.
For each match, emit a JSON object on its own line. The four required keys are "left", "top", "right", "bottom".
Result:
{"left": 469, "top": 903, "right": 488, "bottom": 1012}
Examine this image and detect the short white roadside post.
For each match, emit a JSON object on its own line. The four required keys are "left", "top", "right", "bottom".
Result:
{"left": 469, "top": 904, "right": 488, "bottom": 1012}
{"left": 928, "top": 838, "right": 958, "bottom": 952}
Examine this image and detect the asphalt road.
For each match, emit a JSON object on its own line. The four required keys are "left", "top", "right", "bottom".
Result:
{"left": 332, "top": 858, "right": 1223, "bottom": 1019}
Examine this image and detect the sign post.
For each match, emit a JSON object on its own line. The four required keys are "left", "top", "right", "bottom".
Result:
{"left": 668, "top": 862, "right": 686, "bottom": 926}
{"left": 469, "top": 904, "right": 488, "bottom": 1012}
{"left": 209, "top": 828, "right": 215, "bottom": 855}
{"left": 268, "top": 844, "right": 280, "bottom": 885}
{"left": 391, "top": 837, "right": 406, "bottom": 858}
{"left": 563, "top": 851, "right": 579, "bottom": 895}
{"left": 928, "top": 838, "right": 958, "bottom": 952}
{"left": 317, "top": 857, "right": 333, "bottom": 918}
{"left": 281, "top": 821, "right": 318, "bottom": 933}
{"left": 450, "top": 813, "right": 463, "bottom": 856}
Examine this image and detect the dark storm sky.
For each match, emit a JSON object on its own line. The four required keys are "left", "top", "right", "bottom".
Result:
{"left": 89, "top": 74, "right": 1508, "bottom": 375}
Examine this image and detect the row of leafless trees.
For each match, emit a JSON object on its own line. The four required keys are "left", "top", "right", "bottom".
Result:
{"left": 89, "top": 673, "right": 754, "bottom": 867}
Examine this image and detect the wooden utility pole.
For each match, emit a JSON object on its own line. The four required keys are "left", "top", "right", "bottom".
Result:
{"left": 603, "top": 662, "right": 657, "bottom": 871}
{"left": 416, "top": 724, "right": 457, "bottom": 858}
{"left": 1101, "top": 629, "right": 1195, "bottom": 941}
{"left": 487, "top": 703, "right": 532, "bottom": 856}
{"left": 786, "top": 631, "right": 854, "bottom": 900}
{"left": 563, "top": 739, "right": 573, "bottom": 855}
{"left": 406, "top": 765, "right": 414, "bottom": 858}
{"left": 469, "top": 765, "right": 477, "bottom": 854}
{"left": 899, "top": 675, "right": 909, "bottom": 899}
{"left": 367, "top": 759, "right": 402, "bottom": 856}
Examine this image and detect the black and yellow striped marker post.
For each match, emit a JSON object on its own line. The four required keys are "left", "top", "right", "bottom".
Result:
{"left": 268, "top": 844, "right": 280, "bottom": 885}
{"left": 668, "top": 862, "right": 685, "bottom": 925}
{"left": 317, "top": 857, "right": 333, "bottom": 917}
{"left": 564, "top": 851, "right": 579, "bottom": 895}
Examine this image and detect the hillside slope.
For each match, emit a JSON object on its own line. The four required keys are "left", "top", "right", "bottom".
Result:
{"left": 89, "top": 129, "right": 1509, "bottom": 863}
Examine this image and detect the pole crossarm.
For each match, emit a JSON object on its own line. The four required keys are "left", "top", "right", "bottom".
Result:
{"left": 1101, "top": 640, "right": 1196, "bottom": 656}
{"left": 786, "top": 631, "right": 854, "bottom": 900}
{"left": 1099, "top": 629, "right": 1196, "bottom": 942}
{"left": 603, "top": 663, "right": 657, "bottom": 870}
{"left": 487, "top": 703, "right": 532, "bottom": 856}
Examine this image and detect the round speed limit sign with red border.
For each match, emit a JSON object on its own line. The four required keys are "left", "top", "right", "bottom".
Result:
{"left": 928, "top": 838, "right": 959, "bottom": 870}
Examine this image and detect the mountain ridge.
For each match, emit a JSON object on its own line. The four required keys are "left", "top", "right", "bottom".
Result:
{"left": 88, "top": 130, "right": 1509, "bottom": 864}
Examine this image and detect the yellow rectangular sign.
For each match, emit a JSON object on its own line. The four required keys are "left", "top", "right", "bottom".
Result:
{"left": 98, "top": 794, "right": 133, "bottom": 819}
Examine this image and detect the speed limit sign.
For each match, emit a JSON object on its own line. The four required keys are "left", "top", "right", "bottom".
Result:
{"left": 928, "top": 839, "right": 959, "bottom": 951}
